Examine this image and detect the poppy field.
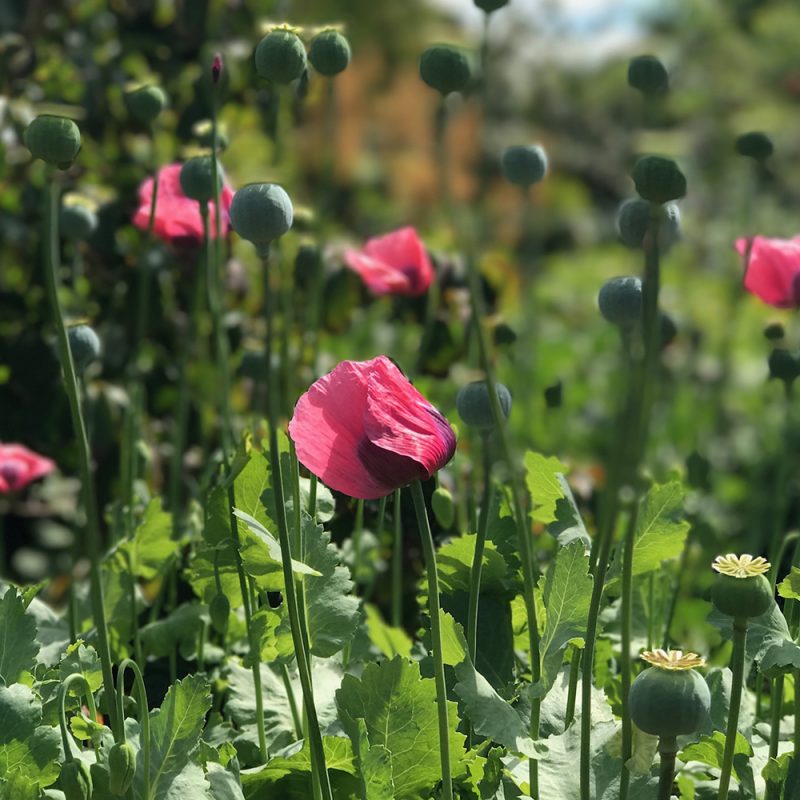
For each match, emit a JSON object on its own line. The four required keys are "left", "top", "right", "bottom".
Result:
{"left": 5, "top": 1, "right": 800, "bottom": 799}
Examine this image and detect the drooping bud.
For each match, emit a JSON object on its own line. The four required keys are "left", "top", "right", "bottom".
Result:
{"left": 456, "top": 380, "right": 512, "bottom": 431}
{"left": 108, "top": 740, "right": 137, "bottom": 796}
{"left": 212, "top": 53, "right": 223, "bottom": 85}
{"left": 309, "top": 30, "right": 351, "bottom": 76}
{"left": 500, "top": 144, "right": 548, "bottom": 187}
{"left": 627, "top": 55, "right": 669, "bottom": 95}
{"left": 23, "top": 115, "right": 81, "bottom": 169}
{"left": 254, "top": 28, "right": 307, "bottom": 84}
{"left": 419, "top": 45, "right": 470, "bottom": 96}
{"left": 59, "top": 759, "right": 93, "bottom": 800}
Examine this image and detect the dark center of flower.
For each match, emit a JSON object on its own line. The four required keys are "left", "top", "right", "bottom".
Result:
{"left": 0, "top": 460, "right": 24, "bottom": 489}
{"left": 792, "top": 272, "right": 800, "bottom": 306}
{"left": 356, "top": 438, "right": 425, "bottom": 491}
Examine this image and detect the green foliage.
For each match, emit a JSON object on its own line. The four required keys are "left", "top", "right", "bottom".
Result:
{"left": 678, "top": 730, "right": 753, "bottom": 781}
{"left": 0, "top": 590, "right": 39, "bottom": 685}
{"left": 117, "top": 499, "right": 177, "bottom": 579}
{"left": 363, "top": 604, "right": 412, "bottom": 659}
{"left": 777, "top": 567, "right": 800, "bottom": 601}
{"left": 524, "top": 451, "right": 569, "bottom": 525}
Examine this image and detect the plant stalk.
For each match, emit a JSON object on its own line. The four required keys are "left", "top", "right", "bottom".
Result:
{"left": 717, "top": 618, "right": 748, "bottom": 800}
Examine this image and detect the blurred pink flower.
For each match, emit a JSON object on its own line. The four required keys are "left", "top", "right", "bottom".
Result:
{"left": 737, "top": 235, "right": 800, "bottom": 308}
{"left": 288, "top": 356, "right": 456, "bottom": 499}
{"left": 0, "top": 443, "right": 54, "bottom": 493}
{"left": 132, "top": 162, "right": 233, "bottom": 244}
{"left": 344, "top": 226, "right": 434, "bottom": 296}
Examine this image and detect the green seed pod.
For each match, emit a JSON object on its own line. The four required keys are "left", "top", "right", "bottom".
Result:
{"left": 474, "top": 0, "right": 509, "bottom": 11}
{"left": 431, "top": 487, "right": 455, "bottom": 529}
{"left": 769, "top": 348, "right": 799, "bottom": 384}
{"left": 710, "top": 554, "right": 774, "bottom": 619}
{"left": 501, "top": 145, "right": 548, "bottom": 187}
{"left": 179, "top": 156, "right": 223, "bottom": 204}
{"left": 125, "top": 85, "right": 168, "bottom": 123}
{"left": 628, "top": 651, "right": 710, "bottom": 738}
{"left": 764, "top": 322, "right": 785, "bottom": 341}
{"left": 309, "top": 30, "right": 351, "bottom": 76}
{"left": 60, "top": 758, "right": 93, "bottom": 800}
{"left": 456, "top": 381, "right": 512, "bottom": 431}
{"left": 255, "top": 29, "right": 307, "bottom": 84}
{"left": 107, "top": 741, "right": 136, "bottom": 796}
{"left": 627, "top": 55, "right": 669, "bottom": 95}
{"left": 230, "top": 183, "right": 293, "bottom": 252}
{"left": 419, "top": 45, "right": 470, "bottom": 96}
{"left": 68, "top": 325, "right": 101, "bottom": 373}
{"left": 597, "top": 276, "right": 642, "bottom": 327}
{"left": 735, "top": 131, "right": 773, "bottom": 162}
{"left": 24, "top": 115, "right": 81, "bottom": 169}
{"left": 60, "top": 205, "right": 98, "bottom": 242}
{"left": 617, "top": 198, "right": 681, "bottom": 250}
{"left": 209, "top": 592, "right": 231, "bottom": 635}
{"left": 631, "top": 156, "right": 687, "bottom": 205}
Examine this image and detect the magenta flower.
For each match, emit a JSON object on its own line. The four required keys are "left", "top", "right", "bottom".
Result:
{"left": 344, "top": 226, "right": 434, "bottom": 297}
{"left": 737, "top": 235, "right": 800, "bottom": 308}
{"left": 0, "top": 443, "right": 55, "bottom": 493}
{"left": 288, "top": 356, "right": 456, "bottom": 500}
{"left": 132, "top": 162, "right": 234, "bottom": 244}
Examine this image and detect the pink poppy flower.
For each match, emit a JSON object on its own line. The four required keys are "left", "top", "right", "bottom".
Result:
{"left": 132, "top": 162, "right": 234, "bottom": 244}
{"left": 0, "top": 443, "right": 55, "bottom": 493}
{"left": 737, "top": 235, "right": 800, "bottom": 308}
{"left": 288, "top": 356, "right": 456, "bottom": 500}
{"left": 344, "top": 226, "right": 434, "bottom": 296}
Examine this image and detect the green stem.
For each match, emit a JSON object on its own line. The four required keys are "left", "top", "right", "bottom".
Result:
{"left": 281, "top": 663, "right": 304, "bottom": 740}
{"left": 718, "top": 619, "right": 748, "bottom": 800}
{"left": 409, "top": 480, "right": 453, "bottom": 800}
{"left": 794, "top": 669, "right": 800, "bottom": 758}
{"left": 769, "top": 382, "right": 795, "bottom": 587}
{"left": 657, "top": 736, "right": 678, "bottom": 800}
{"left": 351, "top": 499, "right": 365, "bottom": 588}
{"left": 565, "top": 646, "right": 581, "bottom": 727}
{"left": 116, "top": 658, "right": 151, "bottom": 800}
{"left": 58, "top": 673, "right": 91, "bottom": 760}
{"left": 765, "top": 675, "right": 785, "bottom": 800}
{"left": 391, "top": 488, "right": 403, "bottom": 628}
{"left": 662, "top": 539, "right": 691, "bottom": 649}
{"left": 42, "top": 173, "right": 119, "bottom": 736}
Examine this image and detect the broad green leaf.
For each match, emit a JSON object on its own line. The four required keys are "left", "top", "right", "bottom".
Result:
{"left": 140, "top": 603, "right": 206, "bottom": 660}
{"left": 25, "top": 598, "right": 69, "bottom": 668}
{"left": 101, "top": 551, "right": 135, "bottom": 660}
{"left": 533, "top": 541, "right": 592, "bottom": 699}
{"left": 0, "top": 589, "right": 38, "bottom": 685}
{"left": 336, "top": 656, "right": 466, "bottom": 800}
{"left": 524, "top": 452, "right": 568, "bottom": 524}
{"left": 245, "top": 606, "right": 294, "bottom": 666}
{"left": 350, "top": 717, "right": 395, "bottom": 800}
{"left": 364, "top": 604, "right": 412, "bottom": 660}
{"left": 137, "top": 674, "right": 212, "bottom": 800}
{"left": 759, "top": 640, "right": 800, "bottom": 678}
{"left": 606, "top": 481, "right": 689, "bottom": 588}
{"left": 119, "top": 499, "right": 177, "bottom": 579}
{"left": 206, "top": 762, "right": 245, "bottom": 800}
{"left": 678, "top": 730, "right": 752, "bottom": 780}
{"left": 58, "top": 641, "right": 102, "bottom": 694}
{"left": 549, "top": 475, "right": 592, "bottom": 548}
{"left": 762, "top": 753, "right": 792, "bottom": 783}
{"left": 301, "top": 514, "right": 359, "bottom": 657}
{"left": 234, "top": 450, "right": 274, "bottom": 532}
{"left": 439, "top": 610, "right": 468, "bottom": 666}
{"left": 435, "top": 533, "right": 509, "bottom": 595}
{"left": 708, "top": 603, "right": 787, "bottom": 672}
{"left": 204, "top": 486, "right": 233, "bottom": 547}
{"left": 452, "top": 657, "right": 545, "bottom": 759}
{"left": 777, "top": 567, "right": 800, "bottom": 601}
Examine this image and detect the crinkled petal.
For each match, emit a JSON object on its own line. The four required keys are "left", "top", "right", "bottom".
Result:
{"left": 0, "top": 443, "right": 55, "bottom": 493}
{"left": 738, "top": 235, "right": 800, "bottom": 308}
{"left": 343, "top": 249, "right": 415, "bottom": 295}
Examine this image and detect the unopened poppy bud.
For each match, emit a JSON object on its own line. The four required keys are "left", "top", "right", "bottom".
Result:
{"left": 431, "top": 487, "right": 455, "bottom": 529}
{"left": 60, "top": 205, "right": 98, "bottom": 242}
{"left": 24, "top": 115, "right": 81, "bottom": 169}
{"left": 735, "top": 131, "right": 773, "bottom": 162}
{"left": 68, "top": 325, "right": 101, "bottom": 373}
{"left": 768, "top": 348, "right": 800, "bottom": 384}
{"left": 229, "top": 183, "right": 293, "bottom": 254}
{"left": 59, "top": 759, "right": 93, "bottom": 800}
{"left": 456, "top": 380, "right": 512, "bottom": 431}
{"left": 179, "top": 156, "right": 223, "bottom": 204}
{"left": 108, "top": 740, "right": 136, "bottom": 796}
{"left": 710, "top": 554, "right": 773, "bottom": 619}
{"left": 632, "top": 156, "right": 686, "bottom": 204}
{"left": 255, "top": 28, "right": 307, "bottom": 84}
{"left": 309, "top": 30, "right": 351, "bottom": 76}
{"left": 474, "top": 0, "right": 508, "bottom": 10}
{"left": 627, "top": 55, "right": 669, "bottom": 95}
{"left": 501, "top": 145, "right": 548, "bottom": 187}
{"left": 212, "top": 53, "right": 223, "bottom": 84}
{"left": 419, "top": 45, "right": 470, "bottom": 95}
{"left": 764, "top": 322, "right": 785, "bottom": 341}
{"left": 125, "top": 85, "right": 168, "bottom": 123}
{"left": 209, "top": 592, "right": 230, "bottom": 634}
{"left": 598, "top": 277, "right": 642, "bottom": 327}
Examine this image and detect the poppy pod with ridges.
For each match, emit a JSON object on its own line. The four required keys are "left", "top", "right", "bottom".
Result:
{"left": 710, "top": 554, "right": 774, "bottom": 619}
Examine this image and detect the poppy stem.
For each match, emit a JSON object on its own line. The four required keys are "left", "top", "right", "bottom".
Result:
{"left": 116, "top": 658, "right": 151, "bottom": 800}
{"left": 656, "top": 736, "right": 678, "bottom": 800}
{"left": 718, "top": 618, "right": 748, "bottom": 800}
{"left": 409, "top": 479, "right": 454, "bottom": 800}
{"left": 765, "top": 674, "right": 785, "bottom": 800}
{"left": 42, "top": 171, "right": 120, "bottom": 737}
{"left": 392, "top": 488, "right": 403, "bottom": 628}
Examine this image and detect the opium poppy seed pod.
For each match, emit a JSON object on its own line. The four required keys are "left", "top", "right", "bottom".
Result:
{"left": 0, "top": 443, "right": 55, "bottom": 493}
{"left": 289, "top": 356, "right": 457, "bottom": 500}
{"left": 710, "top": 554, "right": 774, "bottom": 619}
{"left": 456, "top": 380, "right": 512, "bottom": 431}
{"left": 616, "top": 198, "right": 681, "bottom": 250}
{"left": 309, "top": 29, "right": 351, "bottom": 76}
{"left": 632, "top": 155, "right": 686, "bottom": 204}
{"left": 229, "top": 183, "right": 293, "bottom": 256}
{"left": 125, "top": 85, "right": 168, "bottom": 123}
{"left": 474, "top": 0, "right": 509, "bottom": 11}
{"left": 255, "top": 28, "right": 307, "bottom": 84}
{"left": 179, "top": 156, "right": 224, "bottom": 204}
{"left": 67, "top": 324, "right": 101, "bottom": 373}
{"left": 627, "top": 55, "right": 669, "bottom": 95}
{"left": 420, "top": 45, "right": 470, "bottom": 95}
{"left": 597, "top": 276, "right": 642, "bottom": 327}
{"left": 60, "top": 204, "right": 98, "bottom": 242}
{"left": 501, "top": 145, "right": 548, "bottom": 187}
{"left": 768, "top": 348, "right": 800, "bottom": 385}
{"left": 24, "top": 115, "right": 81, "bottom": 169}
{"left": 735, "top": 131, "right": 773, "bottom": 162}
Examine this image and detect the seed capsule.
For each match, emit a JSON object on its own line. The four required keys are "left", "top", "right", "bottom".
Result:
{"left": 68, "top": 325, "right": 101, "bottom": 373}
{"left": 710, "top": 554, "right": 774, "bottom": 619}
{"left": 735, "top": 131, "right": 773, "bottom": 162}
{"left": 631, "top": 156, "right": 686, "bottom": 205}
{"left": 125, "top": 85, "right": 167, "bottom": 123}
{"left": 179, "top": 156, "right": 223, "bottom": 204}
{"left": 456, "top": 381, "right": 512, "bottom": 431}
{"left": 501, "top": 145, "right": 548, "bottom": 187}
{"left": 229, "top": 183, "right": 293, "bottom": 253}
{"left": 309, "top": 30, "right": 351, "bottom": 76}
{"left": 627, "top": 55, "right": 669, "bottom": 95}
{"left": 60, "top": 204, "right": 98, "bottom": 242}
{"left": 24, "top": 115, "right": 81, "bottom": 169}
{"left": 255, "top": 28, "right": 307, "bottom": 84}
{"left": 597, "top": 277, "right": 642, "bottom": 327}
{"left": 419, "top": 45, "right": 470, "bottom": 95}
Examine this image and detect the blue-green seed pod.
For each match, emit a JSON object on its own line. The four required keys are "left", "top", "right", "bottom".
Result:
{"left": 309, "top": 30, "right": 351, "bottom": 76}
{"left": 475, "top": 0, "right": 509, "bottom": 11}
{"left": 735, "top": 131, "right": 773, "bottom": 161}
{"left": 179, "top": 156, "right": 223, "bottom": 204}
{"left": 456, "top": 381, "right": 512, "bottom": 431}
{"left": 60, "top": 759, "right": 93, "bottom": 800}
{"left": 255, "top": 29, "right": 307, "bottom": 84}
{"left": 431, "top": 487, "right": 455, "bottom": 529}
{"left": 125, "top": 85, "right": 167, "bottom": 123}
{"left": 419, "top": 45, "right": 470, "bottom": 95}
{"left": 627, "top": 55, "right": 669, "bottom": 95}
{"left": 764, "top": 323, "right": 785, "bottom": 342}
{"left": 108, "top": 740, "right": 136, "bottom": 796}
{"left": 632, "top": 156, "right": 686, "bottom": 204}
{"left": 501, "top": 145, "right": 548, "bottom": 187}
{"left": 60, "top": 205, "right": 98, "bottom": 242}
{"left": 230, "top": 183, "right": 293, "bottom": 252}
{"left": 68, "top": 325, "right": 101, "bottom": 373}
{"left": 598, "top": 277, "right": 642, "bottom": 327}
{"left": 768, "top": 348, "right": 800, "bottom": 384}
{"left": 24, "top": 115, "right": 81, "bottom": 169}
{"left": 617, "top": 199, "right": 681, "bottom": 250}
{"left": 711, "top": 573, "right": 773, "bottom": 619}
